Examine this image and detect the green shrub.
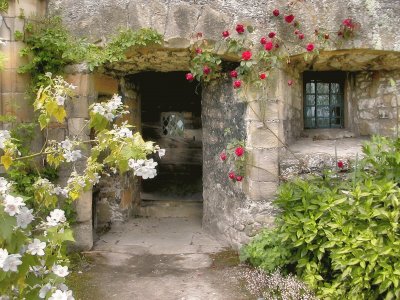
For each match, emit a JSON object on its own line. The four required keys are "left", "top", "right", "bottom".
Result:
{"left": 242, "top": 137, "right": 400, "bottom": 299}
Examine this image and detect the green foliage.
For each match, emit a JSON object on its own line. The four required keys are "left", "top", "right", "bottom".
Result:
{"left": 18, "top": 16, "right": 163, "bottom": 91}
{"left": 0, "top": 0, "right": 8, "bottom": 12}
{"left": 14, "top": 30, "right": 24, "bottom": 41}
{"left": 242, "top": 137, "right": 400, "bottom": 300}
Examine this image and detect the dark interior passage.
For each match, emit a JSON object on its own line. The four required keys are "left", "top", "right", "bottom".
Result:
{"left": 132, "top": 72, "right": 203, "bottom": 201}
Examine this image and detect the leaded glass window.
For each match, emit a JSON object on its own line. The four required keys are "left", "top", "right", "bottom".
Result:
{"left": 303, "top": 72, "right": 345, "bottom": 129}
{"left": 161, "top": 112, "right": 184, "bottom": 136}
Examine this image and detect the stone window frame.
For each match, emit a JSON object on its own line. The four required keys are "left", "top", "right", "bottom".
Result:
{"left": 303, "top": 71, "right": 346, "bottom": 129}
{"left": 161, "top": 112, "right": 185, "bottom": 137}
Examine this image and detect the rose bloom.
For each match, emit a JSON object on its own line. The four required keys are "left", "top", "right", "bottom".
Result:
{"left": 220, "top": 152, "right": 227, "bottom": 161}
{"left": 186, "top": 73, "right": 194, "bottom": 81}
{"left": 195, "top": 48, "right": 202, "bottom": 54}
{"left": 228, "top": 171, "right": 235, "bottom": 180}
{"left": 259, "top": 73, "right": 266, "bottom": 80}
{"left": 233, "top": 80, "right": 242, "bottom": 89}
{"left": 235, "top": 146, "right": 244, "bottom": 157}
{"left": 260, "top": 37, "right": 267, "bottom": 45}
{"left": 236, "top": 24, "right": 245, "bottom": 34}
{"left": 241, "top": 50, "right": 252, "bottom": 61}
{"left": 298, "top": 33, "right": 305, "bottom": 40}
{"left": 306, "top": 43, "right": 315, "bottom": 52}
{"left": 273, "top": 9, "right": 280, "bottom": 16}
{"left": 337, "top": 161, "right": 344, "bottom": 168}
{"left": 288, "top": 80, "right": 294, "bottom": 86}
{"left": 342, "top": 18, "right": 354, "bottom": 28}
{"left": 236, "top": 176, "right": 243, "bottom": 182}
{"left": 284, "top": 14, "right": 295, "bottom": 23}
{"left": 275, "top": 43, "right": 280, "bottom": 48}
{"left": 222, "top": 30, "right": 230, "bottom": 38}
{"left": 268, "top": 32, "right": 276, "bottom": 38}
{"left": 203, "top": 66, "right": 211, "bottom": 75}
{"left": 294, "top": 29, "right": 300, "bottom": 35}
{"left": 264, "top": 41, "right": 274, "bottom": 51}
{"left": 230, "top": 70, "right": 238, "bottom": 78}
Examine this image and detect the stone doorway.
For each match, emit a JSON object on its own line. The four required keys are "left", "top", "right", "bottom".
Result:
{"left": 126, "top": 71, "right": 203, "bottom": 217}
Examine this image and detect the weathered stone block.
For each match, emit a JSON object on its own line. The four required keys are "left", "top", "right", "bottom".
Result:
{"left": 71, "top": 221, "right": 93, "bottom": 251}
{"left": 94, "top": 74, "right": 118, "bottom": 95}
{"left": 247, "top": 147, "right": 279, "bottom": 182}
{"left": 245, "top": 179, "right": 278, "bottom": 201}
{"left": 67, "top": 118, "right": 90, "bottom": 137}
{"left": 74, "top": 190, "right": 92, "bottom": 223}
{"left": 247, "top": 121, "right": 284, "bottom": 148}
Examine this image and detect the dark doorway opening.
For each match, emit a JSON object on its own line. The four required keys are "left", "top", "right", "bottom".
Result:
{"left": 134, "top": 71, "right": 203, "bottom": 202}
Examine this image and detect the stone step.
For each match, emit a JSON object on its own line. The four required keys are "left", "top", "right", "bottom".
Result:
{"left": 136, "top": 200, "right": 203, "bottom": 218}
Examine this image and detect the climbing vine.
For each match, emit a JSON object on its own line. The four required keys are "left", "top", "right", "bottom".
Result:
{"left": 185, "top": 8, "right": 360, "bottom": 182}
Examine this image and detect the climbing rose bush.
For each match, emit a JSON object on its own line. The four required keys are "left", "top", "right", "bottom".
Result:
{"left": 0, "top": 73, "right": 165, "bottom": 298}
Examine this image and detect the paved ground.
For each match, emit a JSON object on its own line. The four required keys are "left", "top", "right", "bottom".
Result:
{"left": 69, "top": 217, "right": 251, "bottom": 300}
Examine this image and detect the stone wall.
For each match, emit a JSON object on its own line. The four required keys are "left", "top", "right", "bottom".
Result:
{"left": 354, "top": 70, "right": 400, "bottom": 137}
{"left": 48, "top": 0, "right": 400, "bottom": 53}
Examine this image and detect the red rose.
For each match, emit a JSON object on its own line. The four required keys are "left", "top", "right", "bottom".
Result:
{"left": 268, "top": 32, "right": 276, "bottom": 38}
{"left": 288, "top": 80, "right": 293, "bottom": 86}
{"left": 233, "top": 80, "right": 242, "bottom": 89}
{"left": 230, "top": 70, "right": 238, "bottom": 78}
{"left": 294, "top": 29, "right": 300, "bottom": 35}
{"left": 306, "top": 43, "right": 315, "bottom": 52}
{"left": 236, "top": 176, "right": 243, "bottom": 182}
{"left": 275, "top": 43, "right": 280, "bottom": 48}
{"left": 196, "top": 32, "right": 203, "bottom": 38}
{"left": 337, "top": 161, "right": 344, "bottom": 168}
{"left": 186, "top": 73, "right": 194, "bottom": 81}
{"left": 195, "top": 48, "right": 202, "bottom": 54}
{"left": 273, "top": 9, "right": 280, "bottom": 17}
{"left": 241, "top": 50, "right": 252, "bottom": 61}
{"left": 203, "top": 66, "right": 211, "bottom": 75}
{"left": 264, "top": 41, "right": 274, "bottom": 51}
{"left": 222, "top": 30, "right": 230, "bottom": 38}
{"left": 235, "top": 146, "right": 244, "bottom": 157}
{"left": 228, "top": 171, "right": 236, "bottom": 180}
{"left": 284, "top": 14, "right": 295, "bottom": 23}
{"left": 260, "top": 37, "right": 267, "bottom": 45}
{"left": 298, "top": 33, "right": 305, "bottom": 40}
{"left": 259, "top": 73, "right": 266, "bottom": 80}
{"left": 220, "top": 152, "right": 227, "bottom": 161}
{"left": 236, "top": 24, "right": 245, "bottom": 34}
{"left": 342, "top": 18, "right": 354, "bottom": 29}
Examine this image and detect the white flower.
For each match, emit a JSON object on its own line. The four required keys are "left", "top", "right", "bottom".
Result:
{"left": 63, "top": 150, "right": 82, "bottom": 162}
{"left": 3, "top": 194, "right": 25, "bottom": 216}
{"left": 0, "top": 130, "right": 11, "bottom": 150}
{"left": 46, "top": 209, "right": 66, "bottom": 227}
{"left": 92, "top": 104, "right": 105, "bottom": 115}
{"left": 2, "top": 254, "right": 22, "bottom": 272}
{"left": 69, "top": 84, "right": 77, "bottom": 90}
{"left": 27, "top": 239, "right": 46, "bottom": 256}
{"left": 39, "top": 283, "right": 52, "bottom": 299}
{"left": 134, "top": 159, "right": 158, "bottom": 179}
{"left": 128, "top": 159, "right": 144, "bottom": 170}
{"left": 60, "top": 139, "right": 73, "bottom": 151}
{"left": 49, "top": 289, "right": 74, "bottom": 300}
{"left": 0, "top": 249, "right": 8, "bottom": 268}
{"left": 16, "top": 207, "right": 34, "bottom": 229}
{"left": 0, "top": 177, "right": 11, "bottom": 194}
{"left": 55, "top": 95, "right": 66, "bottom": 106}
{"left": 115, "top": 127, "right": 132, "bottom": 139}
{"left": 90, "top": 173, "right": 101, "bottom": 185}
{"left": 158, "top": 149, "right": 166, "bottom": 158}
{"left": 54, "top": 187, "right": 68, "bottom": 197}
{"left": 104, "top": 112, "right": 115, "bottom": 121}
{"left": 52, "top": 265, "right": 69, "bottom": 277}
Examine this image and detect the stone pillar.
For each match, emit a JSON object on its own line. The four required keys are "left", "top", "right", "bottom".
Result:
{"left": 0, "top": 0, "right": 46, "bottom": 122}
{"left": 64, "top": 65, "right": 97, "bottom": 251}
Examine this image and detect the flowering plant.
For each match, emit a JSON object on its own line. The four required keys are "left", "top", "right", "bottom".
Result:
{"left": 0, "top": 73, "right": 164, "bottom": 298}
{"left": 186, "top": 9, "right": 359, "bottom": 90}
{"left": 220, "top": 139, "right": 247, "bottom": 182}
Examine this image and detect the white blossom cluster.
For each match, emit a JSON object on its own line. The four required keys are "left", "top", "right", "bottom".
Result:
{"left": 67, "top": 171, "right": 87, "bottom": 189}
{"left": 33, "top": 178, "right": 68, "bottom": 199}
{"left": 128, "top": 158, "right": 158, "bottom": 179}
{"left": 40, "top": 284, "right": 74, "bottom": 300}
{"left": 44, "top": 73, "right": 77, "bottom": 107}
{"left": 91, "top": 94, "right": 127, "bottom": 121}
{"left": 59, "top": 139, "right": 82, "bottom": 163}
{"left": 0, "top": 249, "right": 22, "bottom": 272}
{"left": 0, "top": 130, "right": 11, "bottom": 150}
